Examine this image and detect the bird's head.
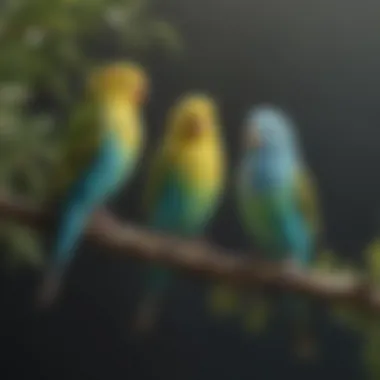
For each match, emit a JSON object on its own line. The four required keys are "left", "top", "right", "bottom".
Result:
{"left": 87, "top": 61, "right": 149, "bottom": 106}
{"left": 166, "top": 93, "right": 220, "bottom": 144}
{"left": 242, "top": 105, "right": 297, "bottom": 154}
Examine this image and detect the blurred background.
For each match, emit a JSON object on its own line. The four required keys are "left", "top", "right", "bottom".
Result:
{"left": 1, "top": 0, "right": 380, "bottom": 379}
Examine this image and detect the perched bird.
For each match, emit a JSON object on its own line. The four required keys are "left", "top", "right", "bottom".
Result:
{"left": 236, "top": 105, "right": 322, "bottom": 358}
{"left": 36, "top": 62, "right": 149, "bottom": 308}
{"left": 133, "top": 93, "right": 226, "bottom": 334}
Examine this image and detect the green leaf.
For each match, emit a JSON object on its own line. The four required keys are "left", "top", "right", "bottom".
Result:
{"left": 3, "top": 223, "right": 45, "bottom": 270}
{"left": 241, "top": 294, "right": 271, "bottom": 335}
{"left": 0, "top": 0, "right": 182, "bottom": 271}
{"left": 313, "top": 249, "right": 340, "bottom": 271}
{"left": 207, "top": 283, "right": 241, "bottom": 317}
{"left": 364, "top": 237, "right": 380, "bottom": 283}
{"left": 363, "top": 326, "right": 380, "bottom": 380}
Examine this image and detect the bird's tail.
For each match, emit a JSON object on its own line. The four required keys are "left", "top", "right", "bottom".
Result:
{"left": 132, "top": 264, "right": 173, "bottom": 335}
{"left": 35, "top": 268, "right": 64, "bottom": 310}
{"left": 35, "top": 196, "right": 94, "bottom": 309}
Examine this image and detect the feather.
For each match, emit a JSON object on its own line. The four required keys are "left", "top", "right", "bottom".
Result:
{"left": 295, "top": 168, "right": 322, "bottom": 237}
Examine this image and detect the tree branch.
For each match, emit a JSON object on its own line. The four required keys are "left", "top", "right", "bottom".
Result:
{"left": 1, "top": 195, "right": 379, "bottom": 312}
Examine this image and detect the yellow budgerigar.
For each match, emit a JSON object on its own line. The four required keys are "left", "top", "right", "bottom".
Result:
{"left": 133, "top": 93, "right": 226, "bottom": 334}
{"left": 36, "top": 62, "right": 149, "bottom": 308}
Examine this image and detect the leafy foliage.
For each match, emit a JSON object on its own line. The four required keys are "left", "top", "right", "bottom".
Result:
{"left": 207, "top": 283, "right": 270, "bottom": 334}
{"left": 0, "top": 0, "right": 181, "bottom": 270}
{"left": 322, "top": 239, "right": 380, "bottom": 380}
{"left": 358, "top": 239, "right": 380, "bottom": 380}
{"left": 206, "top": 250, "right": 345, "bottom": 337}
{"left": 207, "top": 283, "right": 241, "bottom": 318}
{"left": 206, "top": 244, "right": 380, "bottom": 372}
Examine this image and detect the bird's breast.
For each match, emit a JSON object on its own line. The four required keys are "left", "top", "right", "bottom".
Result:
{"left": 105, "top": 132, "right": 138, "bottom": 182}
{"left": 177, "top": 143, "right": 224, "bottom": 194}
{"left": 109, "top": 105, "right": 144, "bottom": 159}
{"left": 252, "top": 151, "right": 295, "bottom": 191}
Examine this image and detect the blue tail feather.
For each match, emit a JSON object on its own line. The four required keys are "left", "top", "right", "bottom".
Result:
{"left": 51, "top": 196, "right": 95, "bottom": 272}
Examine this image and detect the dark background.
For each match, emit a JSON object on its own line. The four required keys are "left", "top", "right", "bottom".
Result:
{"left": 1, "top": 0, "right": 378, "bottom": 378}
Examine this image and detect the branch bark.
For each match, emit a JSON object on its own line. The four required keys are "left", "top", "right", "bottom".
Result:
{"left": 1, "top": 195, "right": 379, "bottom": 312}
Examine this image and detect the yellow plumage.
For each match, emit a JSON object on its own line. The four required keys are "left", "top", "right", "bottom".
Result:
{"left": 144, "top": 93, "right": 225, "bottom": 215}
{"left": 296, "top": 168, "right": 323, "bottom": 237}
{"left": 102, "top": 100, "right": 144, "bottom": 156}
{"left": 164, "top": 94, "right": 224, "bottom": 187}
{"left": 87, "top": 62, "right": 148, "bottom": 103}
{"left": 49, "top": 62, "right": 147, "bottom": 200}
{"left": 133, "top": 94, "right": 226, "bottom": 334}
{"left": 36, "top": 62, "right": 149, "bottom": 308}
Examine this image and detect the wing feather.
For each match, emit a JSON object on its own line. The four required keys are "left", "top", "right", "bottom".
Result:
{"left": 143, "top": 146, "right": 172, "bottom": 219}
{"left": 50, "top": 102, "right": 101, "bottom": 199}
{"left": 295, "top": 167, "right": 322, "bottom": 237}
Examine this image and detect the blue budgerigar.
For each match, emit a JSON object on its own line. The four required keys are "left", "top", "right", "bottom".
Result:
{"left": 35, "top": 62, "right": 149, "bottom": 308}
{"left": 236, "top": 105, "right": 322, "bottom": 358}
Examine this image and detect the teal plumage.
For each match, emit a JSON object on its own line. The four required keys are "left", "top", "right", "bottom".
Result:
{"left": 51, "top": 129, "right": 136, "bottom": 270}
{"left": 144, "top": 169, "right": 221, "bottom": 293}
{"left": 238, "top": 187, "right": 312, "bottom": 265}
{"left": 236, "top": 105, "right": 321, "bottom": 358}
{"left": 148, "top": 172, "right": 220, "bottom": 235}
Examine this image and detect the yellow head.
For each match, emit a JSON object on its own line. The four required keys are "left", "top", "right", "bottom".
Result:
{"left": 86, "top": 61, "right": 149, "bottom": 106}
{"left": 165, "top": 93, "right": 220, "bottom": 145}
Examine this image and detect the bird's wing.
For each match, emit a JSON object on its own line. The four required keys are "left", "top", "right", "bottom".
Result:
{"left": 51, "top": 102, "right": 101, "bottom": 198}
{"left": 294, "top": 167, "right": 322, "bottom": 236}
{"left": 143, "top": 146, "right": 172, "bottom": 219}
{"left": 235, "top": 160, "right": 260, "bottom": 240}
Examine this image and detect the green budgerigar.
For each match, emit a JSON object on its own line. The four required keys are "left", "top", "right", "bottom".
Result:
{"left": 133, "top": 93, "right": 226, "bottom": 334}
{"left": 236, "top": 105, "right": 322, "bottom": 358}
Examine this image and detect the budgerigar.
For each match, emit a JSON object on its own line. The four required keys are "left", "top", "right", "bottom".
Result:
{"left": 36, "top": 62, "right": 149, "bottom": 308}
{"left": 236, "top": 105, "right": 322, "bottom": 358}
{"left": 133, "top": 93, "right": 226, "bottom": 333}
